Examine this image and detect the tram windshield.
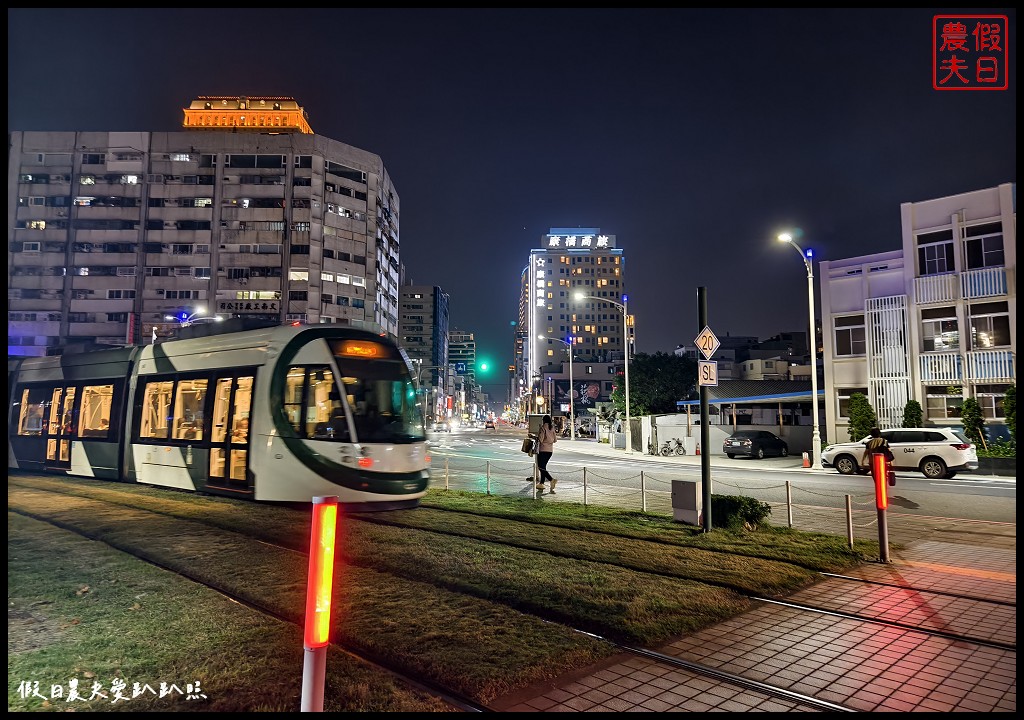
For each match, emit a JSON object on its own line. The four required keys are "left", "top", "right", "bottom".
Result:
{"left": 336, "top": 359, "right": 425, "bottom": 443}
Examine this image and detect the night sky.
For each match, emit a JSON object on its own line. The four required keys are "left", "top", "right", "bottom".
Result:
{"left": 8, "top": 9, "right": 1016, "bottom": 395}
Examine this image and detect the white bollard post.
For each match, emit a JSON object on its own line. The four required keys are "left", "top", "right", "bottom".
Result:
{"left": 786, "top": 480, "right": 793, "bottom": 528}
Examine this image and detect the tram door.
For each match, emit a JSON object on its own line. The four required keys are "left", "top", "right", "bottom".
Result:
{"left": 207, "top": 374, "right": 254, "bottom": 494}
{"left": 45, "top": 386, "right": 78, "bottom": 471}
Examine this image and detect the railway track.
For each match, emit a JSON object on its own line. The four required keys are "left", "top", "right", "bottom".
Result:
{"left": 9, "top": 475, "right": 1016, "bottom": 712}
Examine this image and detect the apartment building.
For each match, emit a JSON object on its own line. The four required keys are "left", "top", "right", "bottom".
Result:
{"left": 8, "top": 96, "right": 400, "bottom": 356}
{"left": 820, "top": 183, "right": 1016, "bottom": 441}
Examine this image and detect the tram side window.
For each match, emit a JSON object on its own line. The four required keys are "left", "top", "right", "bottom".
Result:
{"left": 79, "top": 384, "right": 115, "bottom": 438}
{"left": 59, "top": 387, "right": 77, "bottom": 436}
{"left": 15, "top": 387, "right": 49, "bottom": 436}
{"left": 308, "top": 368, "right": 347, "bottom": 440}
{"left": 172, "top": 379, "right": 208, "bottom": 440}
{"left": 47, "top": 388, "right": 64, "bottom": 436}
{"left": 210, "top": 375, "right": 254, "bottom": 444}
{"left": 232, "top": 376, "right": 253, "bottom": 441}
{"left": 139, "top": 380, "right": 174, "bottom": 439}
{"left": 285, "top": 365, "right": 348, "bottom": 440}
{"left": 283, "top": 367, "right": 305, "bottom": 434}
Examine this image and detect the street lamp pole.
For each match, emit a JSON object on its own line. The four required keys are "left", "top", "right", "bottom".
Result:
{"left": 539, "top": 335, "right": 575, "bottom": 440}
{"left": 574, "top": 292, "right": 632, "bottom": 454}
{"left": 778, "top": 232, "right": 822, "bottom": 470}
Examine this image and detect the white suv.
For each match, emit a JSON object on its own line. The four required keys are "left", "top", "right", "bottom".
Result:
{"left": 822, "top": 428, "right": 979, "bottom": 479}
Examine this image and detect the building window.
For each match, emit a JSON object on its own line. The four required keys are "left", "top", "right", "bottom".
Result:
{"left": 289, "top": 291, "right": 308, "bottom": 301}
{"left": 921, "top": 307, "right": 959, "bottom": 352}
{"left": 834, "top": 315, "right": 866, "bottom": 356}
{"left": 963, "top": 222, "right": 1004, "bottom": 270}
{"left": 916, "top": 229, "right": 954, "bottom": 276}
{"left": 974, "top": 384, "right": 1009, "bottom": 419}
{"left": 969, "top": 302, "right": 1010, "bottom": 348}
{"left": 925, "top": 385, "right": 964, "bottom": 420}
{"left": 836, "top": 387, "right": 868, "bottom": 419}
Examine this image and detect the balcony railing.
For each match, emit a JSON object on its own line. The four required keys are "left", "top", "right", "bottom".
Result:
{"left": 961, "top": 267, "right": 1007, "bottom": 299}
{"left": 918, "top": 349, "right": 1015, "bottom": 383}
{"left": 915, "top": 273, "right": 958, "bottom": 304}
{"left": 967, "top": 349, "right": 1015, "bottom": 382}
{"left": 919, "top": 352, "right": 962, "bottom": 383}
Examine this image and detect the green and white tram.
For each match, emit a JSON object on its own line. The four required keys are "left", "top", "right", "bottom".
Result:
{"left": 8, "top": 325, "right": 430, "bottom": 509}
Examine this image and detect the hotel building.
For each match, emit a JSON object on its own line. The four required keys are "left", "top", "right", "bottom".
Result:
{"left": 518, "top": 227, "right": 631, "bottom": 419}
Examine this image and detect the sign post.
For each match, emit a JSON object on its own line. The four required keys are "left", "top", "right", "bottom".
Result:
{"left": 695, "top": 292, "right": 715, "bottom": 532}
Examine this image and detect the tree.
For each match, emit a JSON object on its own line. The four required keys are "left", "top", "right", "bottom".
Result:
{"left": 608, "top": 351, "right": 697, "bottom": 416}
{"left": 960, "top": 397, "right": 986, "bottom": 448}
{"left": 847, "top": 393, "right": 877, "bottom": 441}
{"left": 1004, "top": 384, "right": 1016, "bottom": 441}
{"left": 901, "top": 400, "right": 923, "bottom": 428}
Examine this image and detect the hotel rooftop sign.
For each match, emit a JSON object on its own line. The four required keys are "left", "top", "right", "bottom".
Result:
{"left": 182, "top": 96, "right": 313, "bottom": 134}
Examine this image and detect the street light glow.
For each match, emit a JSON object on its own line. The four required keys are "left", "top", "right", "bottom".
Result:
{"left": 164, "top": 307, "right": 213, "bottom": 326}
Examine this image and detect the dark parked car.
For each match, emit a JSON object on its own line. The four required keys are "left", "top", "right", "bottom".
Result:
{"left": 724, "top": 430, "right": 789, "bottom": 459}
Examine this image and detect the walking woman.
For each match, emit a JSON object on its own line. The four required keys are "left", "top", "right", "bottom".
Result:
{"left": 536, "top": 414, "right": 558, "bottom": 492}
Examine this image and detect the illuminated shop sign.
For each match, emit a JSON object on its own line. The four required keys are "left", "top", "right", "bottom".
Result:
{"left": 546, "top": 234, "right": 612, "bottom": 248}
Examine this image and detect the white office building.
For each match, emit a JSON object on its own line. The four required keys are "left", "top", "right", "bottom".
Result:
{"left": 820, "top": 183, "right": 1016, "bottom": 442}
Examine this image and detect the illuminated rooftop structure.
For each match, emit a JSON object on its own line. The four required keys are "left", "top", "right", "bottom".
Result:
{"left": 182, "top": 96, "right": 313, "bottom": 134}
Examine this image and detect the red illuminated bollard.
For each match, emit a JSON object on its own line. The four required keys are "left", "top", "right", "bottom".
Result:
{"left": 870, "top": 453, "right": 891, "bottom": 563}
{"left": 301, "top": 496, "right": 339, "bottom": 712}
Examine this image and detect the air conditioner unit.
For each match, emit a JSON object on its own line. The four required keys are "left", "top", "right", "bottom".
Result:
{"left": 238, "top": 277, "right": 248, "bottom": 285}
{"left": 56, "top": 209, "right": 68, "bottom": 217}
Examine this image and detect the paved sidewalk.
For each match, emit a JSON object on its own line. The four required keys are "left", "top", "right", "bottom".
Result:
{"left": 491, "top": 437, "right": 1017, "bottom": 712}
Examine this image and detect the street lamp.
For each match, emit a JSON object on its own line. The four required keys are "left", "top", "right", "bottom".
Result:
{"left": 539, "top": 334, "right": 576, "bottom": 440}
{"left": 573, "top": 292, "right": 632, "bottom": 454}
{"left": 778, "top": 232, "right": 822, "bottom": 470}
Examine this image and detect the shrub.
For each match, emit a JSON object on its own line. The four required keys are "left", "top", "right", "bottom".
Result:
{"left": 847, "top": 393, "right": 877, "bottom": 440}
{"left": 960, "top": 397, "right": 986, "bottom": 447}
{"left": 902, "top": 400, "right": 923, "bottom": 428}
{"left": 710, "top": 494, "right": 772, "bottom": 529}
{"left": 977, "top": 437, "right": 1016, "bottom": 458}
{"left": 1005, "top": 385, "right": 1016, "bottom": 440}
